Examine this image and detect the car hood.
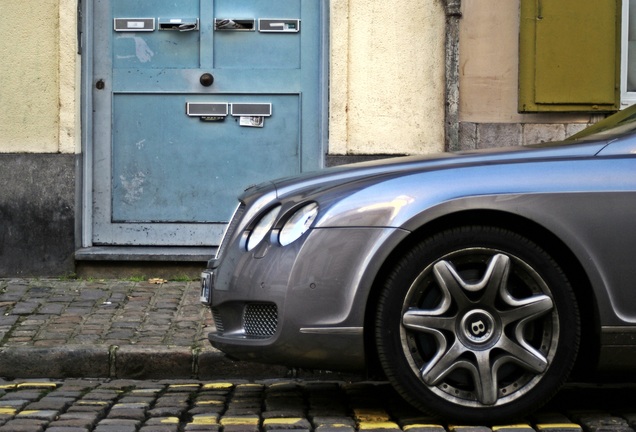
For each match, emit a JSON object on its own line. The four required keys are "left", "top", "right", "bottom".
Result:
{"left": 247, "top": 140, "right": 610, "bottom": 200}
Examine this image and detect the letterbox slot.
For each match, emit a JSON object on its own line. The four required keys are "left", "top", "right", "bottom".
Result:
{"left": 231, "top": 103, "right": 272, "bottom": 117}
{"left": 215, "top": 19, "right": 255, "bottom": 31}
{"left": 258, "top": 19, "right": 301, "bottom": 33}
{"left": 186, "top": 102, "right": 229, "bottom": 117}
{"left": 158, "top": 18, "right": 199, "bottom": 32}
{"left": 114, "top": 18, "right": 155, "bottom": 32}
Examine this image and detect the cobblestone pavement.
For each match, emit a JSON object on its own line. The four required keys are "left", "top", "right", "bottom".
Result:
{"left": 0, "top": 279, "right": 254, "bottom": 379}
{"left": 0, "top": 279, "right": 209, "bottom": 349}
{"left": 0, "top": 378, "right": 634, "bottom": 432}
{"left": 1, "top": 279, "right": 636, "bottom": 431}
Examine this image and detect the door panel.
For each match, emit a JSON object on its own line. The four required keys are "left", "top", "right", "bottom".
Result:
{"left": 90, "top": 0, "right": 323, "bottom": 246}
{"left": 213, "top": 0, "right": 301, "bottom": 69}
{"left": 113, "top": 0, "right": 200, "bottom": 69}
{"left": 112, "top": 93, "right": 300, "bottom": 223}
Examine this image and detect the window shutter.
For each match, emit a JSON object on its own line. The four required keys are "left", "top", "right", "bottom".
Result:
{"left": 519, "top": 0, "right": 620, "bottom": 112}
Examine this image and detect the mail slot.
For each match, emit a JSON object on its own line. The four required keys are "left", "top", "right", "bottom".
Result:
{"left": 158, "top": 18, "right": 199, "bottom": 31}
{"left": 231, "top": 103, "right": 272, "bottom": 117}
{"left": 258, "top": 19, "right": 300, "bottom": 33}
{"left": 186, "top": 102, "right": 229, "bottom": 117}
{"left": 114, "top": 18, "right": 155, "bottom": 32}
{"left": 215, "top": 18, "right": 255, "bottom": 31}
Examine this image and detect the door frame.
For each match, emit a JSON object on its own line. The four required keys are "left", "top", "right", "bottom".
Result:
{"left": 79, "top": 0, "right": 329, "bottom": 251}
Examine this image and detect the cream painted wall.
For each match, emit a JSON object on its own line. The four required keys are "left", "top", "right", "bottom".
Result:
{"left": 329, "top": 0, "right": 447, "bottom": 155}
{"left": 458, "top": 0, "right": 590, "bottom": 124}
{"left": 3, "top": 1, "right": 444, "bottom": 156}
{"left": 0, "top": 0, "right": 78, "bottom": 154}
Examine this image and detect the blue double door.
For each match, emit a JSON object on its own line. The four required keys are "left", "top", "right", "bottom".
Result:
{"left": 90, "top": 0, "right": 325, "bottom": 246}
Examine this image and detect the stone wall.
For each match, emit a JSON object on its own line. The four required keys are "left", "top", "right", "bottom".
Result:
{"left": 0, "top": 154, "right": 76, "bottom": 276}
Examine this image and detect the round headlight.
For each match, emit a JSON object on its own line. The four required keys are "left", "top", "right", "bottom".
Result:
{"left": 279, "top": 203, "right": 319, "bottom": 246}
{"left": 246, "top": 205, "right": 280, "bottom": 251}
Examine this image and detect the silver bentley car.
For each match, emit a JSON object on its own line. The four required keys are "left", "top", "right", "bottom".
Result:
{"left": 201, "top": 105, "right": 636, "bottom": 422}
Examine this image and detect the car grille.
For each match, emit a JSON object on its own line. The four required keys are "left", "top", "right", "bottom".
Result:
{"left": 216, "top": 202, "right": 245, "bottom": 259}
{"left": 243, "top": 303, "right": 278, "bottom": 337}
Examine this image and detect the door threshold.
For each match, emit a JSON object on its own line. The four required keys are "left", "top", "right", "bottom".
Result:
{"left": 75, "top": 246, "right": 216, "bottom": 262}
{"left": 74, "top": 247, "right": 216, "bottom": 279}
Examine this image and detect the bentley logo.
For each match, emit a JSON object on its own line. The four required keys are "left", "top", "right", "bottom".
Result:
{"left": 471, "top": 320, "right": 486, "bottom": 336}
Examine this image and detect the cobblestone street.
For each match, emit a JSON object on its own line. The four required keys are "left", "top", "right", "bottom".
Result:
{"left": 1, "top": 280, "right": 636, "bottom": 431}
{"left": 0, "top": 378, "right": 635, "bottom": 432}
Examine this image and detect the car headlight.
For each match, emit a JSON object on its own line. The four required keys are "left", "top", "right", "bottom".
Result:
{"left": 246, "top": 205, "right": 280, "bottom": 251}
{"left": 279, "top": 203, "right": 319, "bottom": 246}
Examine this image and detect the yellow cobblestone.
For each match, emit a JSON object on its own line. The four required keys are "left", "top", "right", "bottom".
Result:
{"left": 168, "top": 383, "right": 201, "bottom": 389}
{"left": 160, "top": 417, "right": 180, "bottom": 424}
{"left": 493, "top": 425, "right": 534, "bottom": 431}
{"left": 354, "top": 408, "right": 391, "bottom": 422}
{"left": 221, "top": 416, "right": 260, "bottom": 426}
{"left": 192, "top": 415, "right": 220, "bottom": 425}
{"left": 404, "top": 425, "right": 446, "bottom": 431}
{"left": 202, "top": 382, "right": 234, "bottom": 390}
{"left": 16, "top": 382, "right": 58, "bottom": 390}
{"left": 263, "top": 418, "right": 304, "bottom": 425}
{"left": 536, "top": 425, "right": 583, "bottom": 431}
{"left": 358, "top": 421, "right": 401, "bottom": 430}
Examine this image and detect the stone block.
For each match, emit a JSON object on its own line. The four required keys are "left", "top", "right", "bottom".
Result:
{"left": 0, "top": 346, "right": 109, "bottom": 378}
{"left": 114, "top": 346, "right": 193, "bottom": 379}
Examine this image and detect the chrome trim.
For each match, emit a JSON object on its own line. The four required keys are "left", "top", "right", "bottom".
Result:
{"left": 299, "top": 327, "right": 363, "bottom": 335}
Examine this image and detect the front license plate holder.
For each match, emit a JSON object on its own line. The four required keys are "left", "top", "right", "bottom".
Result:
{"left": 200, "top": 271, "right": 213, "bottom": 305}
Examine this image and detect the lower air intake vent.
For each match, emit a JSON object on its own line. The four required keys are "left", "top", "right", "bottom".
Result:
{"left": 243, "top": 303, "right": 278, "bottom": 337}
{"left": 211, "top": 308, "right": 224, "bottom": 334}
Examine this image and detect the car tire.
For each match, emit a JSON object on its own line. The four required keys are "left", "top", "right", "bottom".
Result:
{"left": 375, "top": 226, "right": 580, "bottom": 423}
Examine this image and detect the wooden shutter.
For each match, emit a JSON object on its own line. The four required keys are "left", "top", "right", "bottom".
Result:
{"left": 519, "top": 0, "right": 621, "bottom": 112}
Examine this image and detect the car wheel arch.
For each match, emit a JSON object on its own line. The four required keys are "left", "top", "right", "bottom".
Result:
{"left": 362, "top": 209, "right": 600, "bottom": 379}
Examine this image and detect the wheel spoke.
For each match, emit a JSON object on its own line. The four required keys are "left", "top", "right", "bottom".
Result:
{"left": 475, "top": 351, "right": 498, "bottom": 405}
{"left": 481, "top": 254, "right": 511, "bottom": 305}
{"left": 433, "top": 254, "right": 512, "bottom": 308}
{"left": 421, "top": 339, "right": 466, "bottom": 385}
{"left": 497, "top": 334, "right": 548, "bottom": 372}
{"left": 433, "top": 261, "right": 471, "bottom": 308}
{"left": 500, "top": 294, "right": 554, "bottom": 325}
{"left": 403, "top": 310, "right": 456, "bottom": 333}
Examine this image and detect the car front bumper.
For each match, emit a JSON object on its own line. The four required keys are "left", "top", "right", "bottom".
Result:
{"left": 202, "top": 225, "right": 408, "bottom": 371}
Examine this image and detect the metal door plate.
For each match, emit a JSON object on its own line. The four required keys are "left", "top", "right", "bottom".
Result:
{"left": 114, "top": 18, "right": 155, "bottom": 32}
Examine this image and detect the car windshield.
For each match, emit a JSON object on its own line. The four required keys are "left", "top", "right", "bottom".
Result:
{"left": 567, "top": 103, "right": 636, "bottom": 141}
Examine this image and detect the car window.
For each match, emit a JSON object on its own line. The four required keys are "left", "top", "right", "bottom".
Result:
{"left": 567, "top": 104, "right": 636, "bottom": 141}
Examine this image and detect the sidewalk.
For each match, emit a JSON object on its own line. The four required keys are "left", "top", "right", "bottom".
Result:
{"left": 0, "top": 278, "right": 304, "bottom": 380}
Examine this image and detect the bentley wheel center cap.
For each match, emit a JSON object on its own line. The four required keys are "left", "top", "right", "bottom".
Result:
{"left": 461, "top": 309, "right": 496, "bottom": 344}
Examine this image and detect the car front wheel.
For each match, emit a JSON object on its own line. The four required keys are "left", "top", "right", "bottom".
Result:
{"left": 376, "top": 226, "right": 580, "bottom": 423}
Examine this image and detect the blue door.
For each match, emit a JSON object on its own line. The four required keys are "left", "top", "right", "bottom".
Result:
{"left": 89, "top": 0, "right": 325, "bottom": 246}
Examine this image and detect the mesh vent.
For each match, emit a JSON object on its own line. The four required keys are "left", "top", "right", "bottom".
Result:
{"left": 216, "top": 203, "right": 245, "bottom": 259}
{"left": 243, "top": 303, "right": 278, "bottom": 337}
{"left": 211, "top": 307, "right": 224, "bottom": 334}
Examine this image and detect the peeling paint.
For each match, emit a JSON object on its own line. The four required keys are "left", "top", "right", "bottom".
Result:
{"left": 119, "top": 172, "right": 146, "bottom": 204}
{"left": 135, "top": 139, "right": 147, "bottom": 150}
{"left": 116, "top": 35, "right": 154, "bottom": 63}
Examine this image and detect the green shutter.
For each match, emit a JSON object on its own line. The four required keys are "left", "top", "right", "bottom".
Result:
{"left": 519, "top": 0, "right": 621, "bottom": 112}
